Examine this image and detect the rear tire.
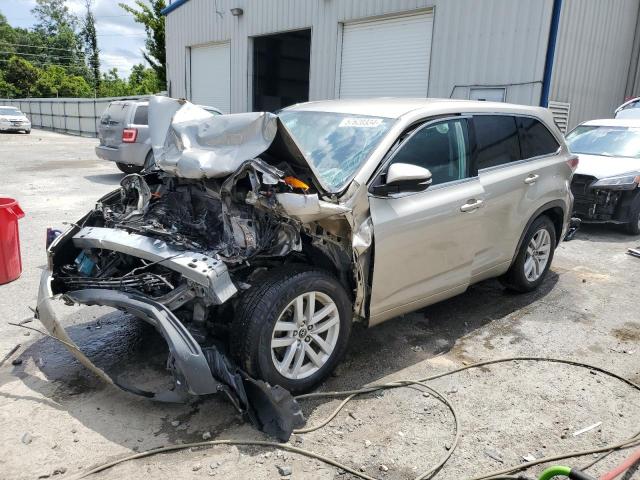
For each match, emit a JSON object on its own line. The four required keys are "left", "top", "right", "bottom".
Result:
{"left": 116, "top": 162, "right": 143, "bottom": 174}
{"left": 231, "top": 266, "right": 352, "bottom": 393}
{"left": 142, "top": 150, "right": 155, "bottom": 171}
{"left": 500, "top": 215, "right": 556, "bottom": 293}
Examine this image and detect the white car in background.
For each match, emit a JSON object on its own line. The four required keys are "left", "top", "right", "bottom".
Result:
{"left": 0, "top": 106, "right": 31, "bottom": 133}
{"left": 566, "top": 118, "right": 640, "bottom": 234}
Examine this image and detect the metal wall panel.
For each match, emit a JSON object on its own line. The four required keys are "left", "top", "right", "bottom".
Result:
{"left": 550, "top": 0, "right": 640, "bottom": 128}
{"left": 165, "top": 0, "right": 555, "bottom": 113}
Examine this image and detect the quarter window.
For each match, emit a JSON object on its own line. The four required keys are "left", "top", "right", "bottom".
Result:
{"left": 518, "top": 117, "right": 560, "bottom": 158}
{"left": 474, "top": 115, "right": 521, "bottom": 169}
{"left": 389, "top": 118, "right": 470, "bottom": 186}
{"left": 133, "top": 105, "right": 148, "bottom": 125}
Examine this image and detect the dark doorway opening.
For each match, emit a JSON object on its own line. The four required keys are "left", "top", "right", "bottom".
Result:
{"left": 252, "top": 29, "right": 311, "bottom": 112}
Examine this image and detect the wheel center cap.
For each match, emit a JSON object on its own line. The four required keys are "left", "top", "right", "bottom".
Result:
{"left": 298, "top": 327, "right": 307, "bottom": 337}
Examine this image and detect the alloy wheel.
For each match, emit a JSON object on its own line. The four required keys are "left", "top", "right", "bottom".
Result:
{"left": 270, "top": 291, "right": 340, "bottom": 380}
{"left": 524, "top": 228, "right": 551, "bottom": 282}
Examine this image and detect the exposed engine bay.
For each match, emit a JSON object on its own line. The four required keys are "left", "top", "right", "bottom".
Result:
{"left": 36, "top": 97, "right": 373, "bottom": 441}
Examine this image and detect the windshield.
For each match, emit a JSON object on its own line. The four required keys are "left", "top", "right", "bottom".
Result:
{"left": 566, "top": 125, "right": 640, "bottom": 158}
{"left": 0, "top": 108, "right": 21, "bottom": 116}
{"left": 278, "top": 111, "right": 394, "bottom": 192}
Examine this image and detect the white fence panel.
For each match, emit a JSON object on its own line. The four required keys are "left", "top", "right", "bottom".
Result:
{"left": 0, "top": 96, "right": 150, "bottom": 137}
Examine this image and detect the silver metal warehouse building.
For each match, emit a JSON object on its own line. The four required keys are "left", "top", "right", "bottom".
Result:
{"left": 163, "top": 0, "right": 640, "bottom": 131}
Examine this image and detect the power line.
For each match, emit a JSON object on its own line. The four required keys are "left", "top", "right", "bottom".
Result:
{"left": 0, "top": 42, "right": 78, "bottom": 52}
{"left": 7, "top": 14, "right": 136, "bottom": 20}
{"left": 0, "top": 51, "right": 79, "bottom": 61}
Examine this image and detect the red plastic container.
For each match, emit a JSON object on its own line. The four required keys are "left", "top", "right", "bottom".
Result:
{"left": 0, "top": 198, "right": 25, "bottom": 284}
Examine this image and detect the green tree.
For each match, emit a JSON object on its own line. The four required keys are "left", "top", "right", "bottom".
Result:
{"left": 0, "top": 70, "right": 18, "bottom": 98}
{"left": 31, "top": 0, "right": 89, "bottom": 80}
{"left": 3, "top": 56, "right": 40, "bottom": 97}
{"left": 81, "top": 0, "right": 100, "bottom": 90}
{"left": 32, "top": 0, "right": 77, "bottom": 36}
{"left": 119, "top": 0, "right": 166, "bottom": 87}
{"left": 98, "top": 68, "right": 130, "bottom": 97}
{"left": 128, "top": 63, "right": 161, "bottom": 94}
{"left": 58, "top": 74, "right": 91, "bottom": 96}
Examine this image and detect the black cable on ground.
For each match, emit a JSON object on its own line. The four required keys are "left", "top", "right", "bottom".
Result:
{"left": 57, "top": 357, "right": 640, "bottom": 480}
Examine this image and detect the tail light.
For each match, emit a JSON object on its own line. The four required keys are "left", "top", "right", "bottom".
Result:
{"left": 122, "top": 128, "right": 138, "bottom": 143}
{"left": 566, "top": 156, "right": 579, "bottom": 171}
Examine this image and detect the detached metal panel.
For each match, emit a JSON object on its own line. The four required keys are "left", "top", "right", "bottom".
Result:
{"left": 339, "top": 12, "right": 433, "bottom": 98}
{"left": 189, "top": 42, "right": 231, "bottom": 113}
{"left": 550, "top": 0, "right": 640, "bottom": 128}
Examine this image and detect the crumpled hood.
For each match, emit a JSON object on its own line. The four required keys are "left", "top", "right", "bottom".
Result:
{"left": 575, "top": 153, "right": 640, "bottom": 179}
{"left": 148, "top": 96, "right": 328, "bottom": 194}
{"left": 149, "top": 96, "right": 278, "bottom": 179}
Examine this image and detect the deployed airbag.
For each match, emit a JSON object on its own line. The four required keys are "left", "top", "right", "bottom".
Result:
{"left": 149, "top": 96, "right": 278, "bottom": 179}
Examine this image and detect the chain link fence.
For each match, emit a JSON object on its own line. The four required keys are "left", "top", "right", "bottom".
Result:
{"left": 0, "top": 96, "right": 149, "bottom": 137}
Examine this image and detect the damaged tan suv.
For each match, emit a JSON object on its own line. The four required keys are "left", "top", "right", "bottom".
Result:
{"left": 37, "top": 97, "right": 575, "bottom": 437}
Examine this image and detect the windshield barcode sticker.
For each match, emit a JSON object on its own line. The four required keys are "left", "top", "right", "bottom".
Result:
{"left": 339, "top": 118, "right": 384, "bottom": 128}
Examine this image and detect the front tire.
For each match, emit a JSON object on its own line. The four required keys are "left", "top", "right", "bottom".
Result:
{"left": 624, "top": 197, "right": 640, "bottom": 235}
{"left": 116, "top": 162, "right": 143, "bottom": 174}
{"left": 231, "top": 266, "right": 352, "bottom": 393}
{"left": 500, "top": 215, "right": 556, "bottom": 293}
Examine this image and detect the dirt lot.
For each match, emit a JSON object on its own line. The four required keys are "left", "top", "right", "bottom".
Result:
{"left": 1, "top": 129, "right": 639, "bottom": 480}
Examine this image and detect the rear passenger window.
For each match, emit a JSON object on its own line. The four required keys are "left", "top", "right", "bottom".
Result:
{"left": 389, "top": 118, "right": 470, "bottom": 186}
{"left": 133, "top": 106, "right": 148, "bottom": 125}
{"left": 517, "top": 117, "right": 560, "bottom": 158}
{"left": 474, "top": 115, "right": 520, "bottom": 169}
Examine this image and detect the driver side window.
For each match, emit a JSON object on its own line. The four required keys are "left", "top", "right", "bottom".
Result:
{"left": 390, "top": 118, "right": 470, "bottom": 186}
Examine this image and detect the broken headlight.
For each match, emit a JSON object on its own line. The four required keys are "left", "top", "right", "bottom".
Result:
{"left": 591, "top": 172, "right": 640, "bottom": 190}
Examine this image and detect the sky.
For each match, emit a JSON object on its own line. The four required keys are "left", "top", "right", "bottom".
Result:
{"left": 0, "top": 0, "right": 148, "bottom": 77}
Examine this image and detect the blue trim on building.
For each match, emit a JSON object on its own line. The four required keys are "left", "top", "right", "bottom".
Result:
{"left": 161, "top": 0, "right": 190, "bottom": 15}
{"left": 540, "top": 0, "right": 563, "bottom": 107}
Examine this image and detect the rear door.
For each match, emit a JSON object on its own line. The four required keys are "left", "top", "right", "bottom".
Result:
{"left": 98, "top": 102, "right": 130, "bottom": 147}
{"left": 472, "top": 115, "right": 561, "bottom": 276}
{"left": 369, "top": 117, "right": 486, "bottom": 322}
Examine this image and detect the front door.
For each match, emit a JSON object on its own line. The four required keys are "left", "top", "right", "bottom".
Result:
{"left": 368, "top": 117, "right": 485, "bottom": 323}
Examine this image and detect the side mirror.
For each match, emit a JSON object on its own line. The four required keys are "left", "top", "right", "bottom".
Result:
{"left": 372, "top": 163, "right": 432, "bottom": 195}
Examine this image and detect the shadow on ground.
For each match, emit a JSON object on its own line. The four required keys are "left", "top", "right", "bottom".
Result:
{"left": 573, "top": 223, "right": 640, "bottom": 244}
{"left": 4, "top": 272, "right": 558, "bottom": 450}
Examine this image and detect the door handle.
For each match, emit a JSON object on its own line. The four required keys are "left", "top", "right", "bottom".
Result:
{"left": 524, "top": 174, "right": 540, "bottom": 184}
{"left": 460, "top": 199, "right": 484, "bottom": 212}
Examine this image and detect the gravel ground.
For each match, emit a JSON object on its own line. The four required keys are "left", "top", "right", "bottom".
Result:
{"left": 0, "top": 129, "right": 639, "bottom": 480}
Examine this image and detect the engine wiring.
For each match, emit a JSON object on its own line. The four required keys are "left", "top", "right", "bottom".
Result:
{"left": 44, "top": 355, "right": 639, "bottom": 480}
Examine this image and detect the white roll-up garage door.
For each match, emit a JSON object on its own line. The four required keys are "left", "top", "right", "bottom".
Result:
{"left": 339, "top": 12, "right": 433, "bottom": 99}
{"left": 190, "top": 42, "right": 231, "bottom": 113}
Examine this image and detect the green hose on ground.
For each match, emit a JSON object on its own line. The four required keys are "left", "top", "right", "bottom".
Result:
{"left": 538, "top": 466, "right": 571, "bottom": 480}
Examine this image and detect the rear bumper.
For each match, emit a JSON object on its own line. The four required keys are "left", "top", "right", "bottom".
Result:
{"left": 95, "top": 143, "right": 149, "bottom": 166}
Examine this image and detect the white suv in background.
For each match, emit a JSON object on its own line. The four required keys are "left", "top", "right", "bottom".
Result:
{"left": 96, "top": 100, "right": 222, "bottom": 174}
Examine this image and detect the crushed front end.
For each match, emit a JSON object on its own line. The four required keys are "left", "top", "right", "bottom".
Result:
{"left": 35, "top": 99, "right": 353, "bottom": 439}
{"left": 571, "top": 173, "right": 640, "bottom": 224}
{"left": 37, "top": 162, "right": 310, "bottom": 439}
